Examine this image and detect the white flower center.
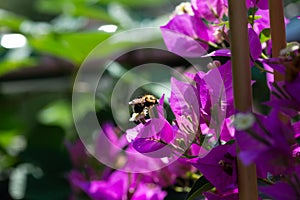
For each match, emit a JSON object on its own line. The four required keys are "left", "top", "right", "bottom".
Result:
{"left": 233, "top": 113, "right": 255, "bottom": 130}
{"left": 174, "top": 2, "right": 194, "bottom": 16}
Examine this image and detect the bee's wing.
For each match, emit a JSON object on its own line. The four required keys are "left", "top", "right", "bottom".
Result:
{"left": 131, "top": 105, "right": 135, "bottom": 111}
{"left": 129, "top": 98, "right": 144, "bottom": 105}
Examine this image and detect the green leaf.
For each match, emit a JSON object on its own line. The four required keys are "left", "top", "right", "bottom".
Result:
{"left": 0, "top": 130, "right": 20, "bottom": 148}
{"left": 36, "top": 0, "right": 75, "bottom": 14}
{"left": 98, "top": 0, "right": 169, "bottom": 7}
{"left": 185, "top": 176, "right": 214, "bottom": 200}
{"left": 0, "top": 58, "right": 37, "bottom": 76}
{"left": 225, "top": 140, "right": 236, "bottom": 145}
{"left": 72, "top": 5, "right": 118, "bottom": 24}
{"left": 248, "top": 15, "right": 262, "bottom": 20}
{"left": 38, "top": 100, "right": 72, "bottom": 129}
{"left": 260, "top": 28, "right": 271, "bottom": 43}
{"left": 88, "top": 28, "right": 163, "bottom": 59}
{"left": 212, "top": 21, "right": 229, "bottom": 28}
{"left": 28, "top": 31, "right": 111, "bottom": 64}
{"left": 0, "top": 152, "right": 16, "bottom": 170}
{"left": 37, "top": 0, "right": 117, "bottom": 23}
{"left": 0, "top": 99, "right": 25, "bottom": 131}
{"left": 0, "top": 9, "right": 26, "bottom": 31}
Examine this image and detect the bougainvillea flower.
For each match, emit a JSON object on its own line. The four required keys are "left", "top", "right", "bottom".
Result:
{"left": 68, "top": 170, "right": 88, "bottom": 193}
{"left": 96, "top": 122, "right": 167, "bottom": 172}
{"left": 169, "top": 76, "right": 205, "bottom": 155}
{"left": 195, "top": 60, "right": 234, "bottom": 119}
{"left": 170, "top": 61, "right": 234, "bottom": 153}
{"left": 203, "top": 49, "right": 231, "bottom": 57}
{"left": 246, "top": 0, "right": 268, "bottom": 10}
{"left": 127, "top": 59, "right": 235, "bottom": 159}
{"left": 94, "top": 111, "right": 183, "bottom": 172}
{"left": 126, "top": 96, "right": 177, "bottom": 158}
{"left": 191, "top": 143, "right": 238, "bottom": 193}
{"left": 293, "top": 120, "right": 300, "bottom": 138}
{"left": 131, "top": 183, "right": 167, "bottom": 200}
{"left": 191, "top": 0, "right": 227, "bottom": 22}
{"left": 220, "top": 117, "right": 235, "bottom": 142}
{"left": 248, "top": 28, "right": 263, "bottom": 61}
{"left": 150, "top": 158, "right": 192, "bottom": 188}
{"left": 252, "top": 8, "right": 288, "bottom": 35}
{"left": 265, "top": 74, "right": 300, "bottom": 116}
{"left": 95, "top": 122, "right": 129, "bottom": 167}
{"left": 260, "top": 182, "right": 299, "bottom": 200}
{"left": 131, "top": 118, "right": 175, "bottom": 157}
{"left": 203, "top": 28, "right": 262, "bottom": 65}
{"left": 160, "top": 13, "right": 210, "bottom": 57}
{"left": 170, "top": 76, "right": 200, "bottom": 132}
{"left": 74, "top": 171, "right": 166, "bottom": 200}
{"left": 259, "top": 166, "right": 300, "bottom": 200}
{"left": 74, "top": 171, "right": 129, "bottom": 200}
{"left": 251, "top": 9, "right": 270, "bottom": 34}
{"left": 147, "top": 164, "right": 178, "bottom": 188}
{"left": 65, "top": 140, "right": 88, "bottom": 168}
{"left": 235, "top": 110, "right": 296, "bottom": 176}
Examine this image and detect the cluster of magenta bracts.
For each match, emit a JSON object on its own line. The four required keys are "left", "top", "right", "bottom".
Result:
{"left": 67, "top": 0, "right": 300, "bottom": 199}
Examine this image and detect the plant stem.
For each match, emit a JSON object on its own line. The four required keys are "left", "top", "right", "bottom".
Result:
{"left": 228, "top": 1, "right": 258, "bottom": 199}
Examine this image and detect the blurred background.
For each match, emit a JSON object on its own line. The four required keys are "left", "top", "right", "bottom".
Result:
{"left": 0, "top": 0, "right": 299, "bottom": 199}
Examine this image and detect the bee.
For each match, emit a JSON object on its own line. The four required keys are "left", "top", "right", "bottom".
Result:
{"left": 129, "top": 94, "right": 159, "bottom": 124}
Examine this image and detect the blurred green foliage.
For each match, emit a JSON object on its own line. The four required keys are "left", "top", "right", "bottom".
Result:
{"left": 0, "top": 92, "right": 72, "bottom": 199}
{"left": 0, "top": 0, "right": 175, "bottom": 72}
{"left": 0, "top": 0, "right": 178, "bottom": 199}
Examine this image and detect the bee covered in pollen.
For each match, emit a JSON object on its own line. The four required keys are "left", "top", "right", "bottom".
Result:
{"left": 129, "top": 94, "right": 159, "bottom": 124}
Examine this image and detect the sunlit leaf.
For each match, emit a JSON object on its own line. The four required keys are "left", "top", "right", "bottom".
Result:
{"left": 0, "top": 130, "right": 20, "bottom": 148}
{"left": 0, "top": 9, "right": 26, "bottom": 31}
{"left": 36, "top": 0, "right": 75, "bottom": 14}
{"left": 37, "top": 0, "right": 117, "bottom": 23}
{"left": 38, "top": 100, "right": 72, "bottom": 129}
{"left": 72, "top": 5, "right": 118, "bottom": 23}
{"left": 249, "top": 15, "right": 262, "bottom": 20}
{"left": 28, "top": 31, "right": 111, "bottom": 64}
{"left": 260, "top": 28, "right": 271, "bottom": 43}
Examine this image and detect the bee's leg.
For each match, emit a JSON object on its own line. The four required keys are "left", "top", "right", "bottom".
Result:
{"left": 134, "top": 120, "right": 140, "bottom": 125}
{"left": 140, "top": 118, "right": 146, "bottom": 124}
{"left": 129, "top": 113, "right": 139, "bottom": 122}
